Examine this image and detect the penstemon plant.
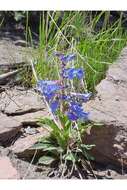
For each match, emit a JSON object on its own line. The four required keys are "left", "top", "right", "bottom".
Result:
{"left": 31, "top": 53, "right": 95, "bottom": 178}
{"left": 37, "top": 53, "right": 90, "bottom": 123}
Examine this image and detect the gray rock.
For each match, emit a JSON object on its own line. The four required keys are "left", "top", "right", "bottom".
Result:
{"left": 0, "top": 112, "right": 22, "bottom": 145}
{"left": 0, "top": 39, "right": 37, "bottom": 84}
{"left": 24, "top": 126, "right": 39, "bottom": 135}
{"left": 10, "top": 127, "right": 49, "bottom": 158}
{"left": 0, "top": 39, "right": 32, "bottom": 66}
{"left": 84, "top": 47, "right": 127, "bottom": 167}
{"left": 0, "top": 89, "right": 45, "bottom": 115}
{"left": 13, "top": 110, "right": 49, "bottom": 126}
{"left": 0, "top": 156, "right": 20, "bottom": 179}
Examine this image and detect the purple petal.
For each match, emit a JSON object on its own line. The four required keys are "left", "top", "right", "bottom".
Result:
{"left": 54, "top": 52, "right": 76, "bottom": 63}
{"left": 44, "top": 92, "right": 55, "bottom": 101}
{"left": 63, "top": 68, "right": 84, "bottom": 80}
{"left": 50, "top": 100, "right": 59, "bottom": 113}
{"left": 70, "top": 102, "right": 83, "bottom": 113}
{"left": 60, "top": 54, "right": 76, "bottom": 63}
{"left": 67, "top": 112, "right": 78, "bottom": 121}
{"left": 37, "top": 80, "right": 63, "bottom": 101}
{"left": 61, "top": 95, "right": 71, "bottom": 101}
{"left": 69, "top": 102, "right": 89, "bottom": 121}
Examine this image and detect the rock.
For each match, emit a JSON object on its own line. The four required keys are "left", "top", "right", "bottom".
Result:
{"left": 10, "top": 127, "right": 49, "bottom": 158}
{"left": 13, "top": 110, "right": 49, "bottom": 126}
{"left": 0, "top": 39, "right": 32, "bottom": 66}
{"left": 0, "top": 89, "right": 45, "bottom": 115}
{"left": 14, "top": 40, "right": 28, "bottom": 47}
{"left": 0, "top": 112, "right": 22, "bottom": 145}
{"left": 105, "top": 169, "right": 119, "bottom": 179}
{"left": 84, "top": 47, "right": 127, "bottom": 167}
{"left": 0, "top": 148, "right": 10, "bottom": 157}
{"left": 0, "top": 38, "right": 36, "bottom": 85}
{"left": 24, "top": 126, "right": 39, "bottom": 135}
{"left": 0, "top": 156, "right": 20, "bottom": 179}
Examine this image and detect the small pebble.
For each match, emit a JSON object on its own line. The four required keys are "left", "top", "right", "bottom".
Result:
{"left": 24, "top": 126, "right": 38, "bottom": 135}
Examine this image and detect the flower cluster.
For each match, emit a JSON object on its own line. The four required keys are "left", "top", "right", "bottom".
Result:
{"left": 37, "top": 53, "right": 91, "bottom": 123}
{"left": 63, "top": 68, "right": 84, "bottom": 80}
{"left": 67, "top": 102, "right": 89, "bottom": 121}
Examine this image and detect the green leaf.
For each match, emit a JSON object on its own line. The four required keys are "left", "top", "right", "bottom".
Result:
{"left": 30, "top": 142, "right": 58, "bottom": 151}
{"left": 38, "top": 156, "right": 55, "bottom": 165}
{"left": 64, "top": 152, "right": 76, "bottom": 162}
{"left": 81, "top": 144, "right": 95, "bottom": 150}
{"left": 81, "top": 148, "right": 95, "bottom": 161}
{"left": 64, "top": 121, "right": 71, "bottom": 131}
{"left": 57, "top": 147, "right": 64, "bottom": 153}
{"left": 38, "top": 117, "right": 69, "bottom": 151}
{"left": 58, "top": 112, "right": 71, "bottom": 129}
{"left": 43, "top": 145, "right": 60, "bottom": 152}
{"left": 30, "top": 142, "right": 52, "bottom": 150}
{"left": 30, "top": 141, "right": 64, "bottom": 154}
{"left": 37, "top": 137, "right": 51, "bottom": 143}
{"left": 39, "top": 118, "right": 61, "bottom": 133}
{"left": 85, "top": 152, "right": 95, "bottom": 161}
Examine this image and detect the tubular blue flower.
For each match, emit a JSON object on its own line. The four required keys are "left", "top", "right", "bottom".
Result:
{"left": 67, "top": 112, "right": 78, "bottom": 121}
{"left": 68, "top": 102, "right": 89, "bottom": 121}
{"left": 43, "top": 84, "right": 61, "bottom": 94}
{"left": 61, "top": 95, "right": 71, "bottom": 101}
{"left": 77, "top": 111, "right": 89, "bottom": 120}
{"left": 50, "top": 100, "right": 59, "bottom": 113}
{"left": 63, "top": 68, "right": 84, "bottom": 80}
{"left": 70, "top": 102, "right": 83, "bottom": 113}
{"left": 37, "top": 80, "right": 60, "bottom": 87}
{"left": 43, "top": 92, "right": 56, "bottom": 102}
{"left": 54, "top": 52, "right": 76, "bottom": 63}
{"left": 37, "top": 80, "right": 62, "bottom": 101}
{"left": 60, "top": 54, "right": 76, "bottom": 63}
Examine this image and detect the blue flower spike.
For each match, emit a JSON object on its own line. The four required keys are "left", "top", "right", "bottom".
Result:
{"left": 55, "top": 52, "right": 76, "bottom": 63}
{"left": 37, "top": 51, "right": 90, "bottom": 123}
{"left": 63, "top": 68, "right": 84, "bottom": 80}
{"left": 67, "top": 102, "right": 89, "bottom": 121}
{"left": 37, "top": 80, "right": 62, "bottom": 101}
{"left": 60, "top": 54, "right": 76, "bottom": 63}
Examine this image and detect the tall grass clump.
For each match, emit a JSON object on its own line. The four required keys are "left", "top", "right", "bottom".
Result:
{"left": 77, "top": 11, "right": 127, "bottom": 90}
{"left": 27, "top": 11, "right": 127, "bottom": 91}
